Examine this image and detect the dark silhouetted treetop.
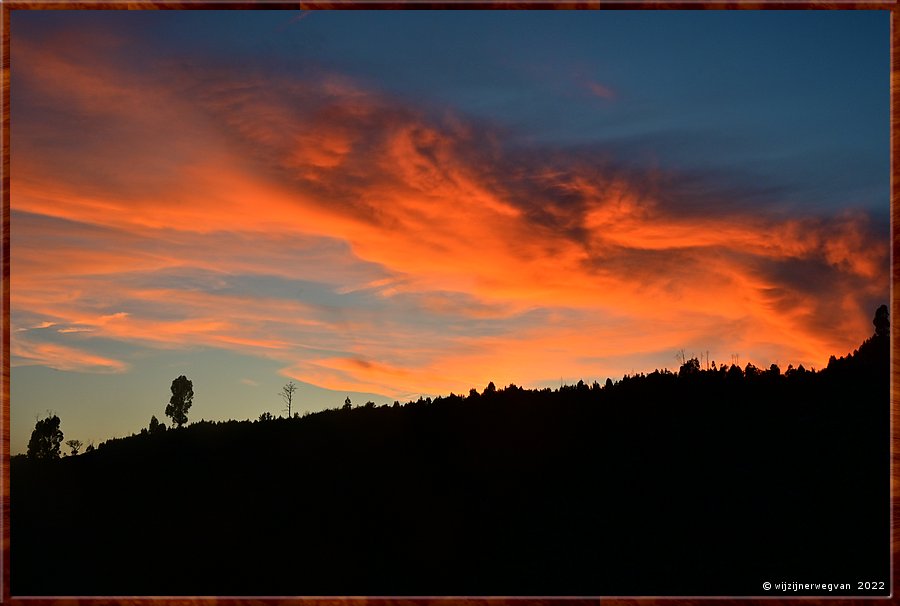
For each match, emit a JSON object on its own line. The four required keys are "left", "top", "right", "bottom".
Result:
{"left": 65, "top": 439, "right": 83, "bottom": 456}
{"left": 726, "top": 364, "right": 743, "bottom": 382}
{"left": 678, "top": 357, "right": 700, "bottom": 377}
{"left": 281, "top": 381, "right": 298, "bottom": 418}
{"left": 874, "top": 304, "right": 889, "bottom": 339}
{"left": 27, "top": 414, "right": 63, "bottom": 460}
{"left": 165, "top": 375, "right": 193, "bottom": 428}
{"left": 343, "top": 397, "right": 352, "bottom": 410}
{"left": 148, "top": 415, "right": 166, "bottom": 435}
{"left": 744, "top": 362, "right": 760, "bottom": 379}
{"left": 825, "top": 305, "right": 889, "bottom": 376}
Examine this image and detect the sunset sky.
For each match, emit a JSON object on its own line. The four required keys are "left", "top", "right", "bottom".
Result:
{"left": 10, "top": 10, "right": 889, "bottom": 454}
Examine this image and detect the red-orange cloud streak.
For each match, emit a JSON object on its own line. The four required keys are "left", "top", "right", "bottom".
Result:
{"left": 11, "top": 36, "right": 887, "bottom": 398}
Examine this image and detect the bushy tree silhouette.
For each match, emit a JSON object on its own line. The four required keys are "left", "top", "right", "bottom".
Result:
{"left": 874, "top": 304, "right": 889, "bottom": 338}
{"left": 27, "top": 414, "right": 63, "bottom": 460}
{"left": 165, "top": 375, "right": 193, "bottom": 428}
{"left": 65, "top": 439, "right": 83, "bottom": 456}
{"left": 148, "top": 415, "right": 166, "bottom": 435}
{"left": 678, "top": 357, "right": 700, "bottom": 377}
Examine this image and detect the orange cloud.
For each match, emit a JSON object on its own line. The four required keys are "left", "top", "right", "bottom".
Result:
{"left": 11, "top": 37, "right": 888, "bottom": 398}
{"left": 11, "top": 340, "right": 128, "bottom": 374}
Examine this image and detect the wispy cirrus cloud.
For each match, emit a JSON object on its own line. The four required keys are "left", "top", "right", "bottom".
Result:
{"left": 12, "top": 339, "right": 129, "bottom": 374}
{"left": 11, "top": 29, "right": 888, "bottom": 399}
{"left": 585, "top": 80, "right": 616, "bottom": 100}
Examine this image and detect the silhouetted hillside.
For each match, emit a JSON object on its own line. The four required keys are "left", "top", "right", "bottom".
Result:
{"left": 11, "top": 331, "right": 889, "bottom": 597}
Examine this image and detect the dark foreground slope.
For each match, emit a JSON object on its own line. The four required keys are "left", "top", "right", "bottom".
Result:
{"left": 12, "top": 336, "right": 889, "bottom": 597}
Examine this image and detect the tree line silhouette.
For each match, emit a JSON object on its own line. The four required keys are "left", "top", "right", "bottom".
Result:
{"left": 26, "top": 374, "right": 194, "bottom": 460}
{"left": 11, "top": 306, "right": 890, "bottom": 596}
